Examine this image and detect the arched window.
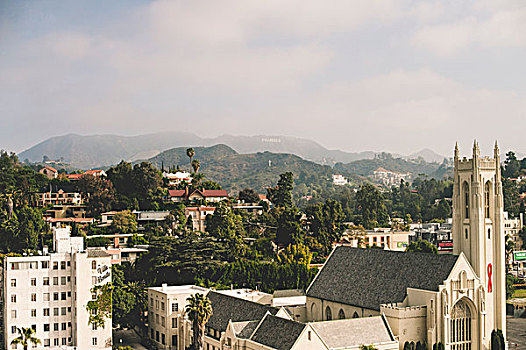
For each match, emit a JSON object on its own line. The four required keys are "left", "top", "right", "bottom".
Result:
{"left": 484, "top": 182, "right": 491, "bottom": 218}
{"left": 463, "top": 182, "right": 470, "bottom": 219}
{"left": 459, "top": 271, "right": 467, "bottom": 290}
{"left": 338, "top": 309, "right": 345, "bottom": 319}
{"left": 450, "top": 300, "right": 472, "bottom": 349}
{"left": 310, "top": 303, "right": 318, "bottom": 321}
{"left": 352, "top": 311, "right": 359, "bottom": 318}
{"left": 325, "top": 306, "right": 332, "bottom": 321}
{"left": 488, "top": 228, "right": 491, "bottom": 240}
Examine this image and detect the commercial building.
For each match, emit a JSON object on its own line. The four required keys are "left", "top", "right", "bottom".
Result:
{"left": 1, "top": 227, "right": 112, "bottom": 350}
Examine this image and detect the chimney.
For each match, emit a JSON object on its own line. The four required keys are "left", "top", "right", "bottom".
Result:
{"left": 162, "top": 283, "right": 168, "bottom": 291}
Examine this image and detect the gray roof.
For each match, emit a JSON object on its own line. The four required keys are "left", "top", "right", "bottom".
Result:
{"left": 231, "top": 320, "right": 259, "bottom": 339}
{"left": 310, "top": 316, "right": 395, "bottom": 348}
{"left": 307, "top": 246, "right": 458, "bottom": 310}
{"left": 250, "top": 314, "right": 306, "bottom": 350}
{"left": 206, "top": 291, "right": 279, "bottom": 332}
{"left": 273, "top": 289, "right": 305, "bottom": 298}
{"left": 87, "top": 249, "right": 111, "bottom": 258}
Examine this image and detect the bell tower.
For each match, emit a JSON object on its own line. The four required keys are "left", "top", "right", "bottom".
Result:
{"left": 452, "top": 141, "right": 506, "bottom": 342}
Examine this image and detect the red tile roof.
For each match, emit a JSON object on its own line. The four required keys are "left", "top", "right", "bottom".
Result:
{"left": 65, "top": 174, "right": 83, "bottom": 180}
{"left": 168, "top": 190, "right": 186, "bottom": 197}
{"left": 168, "top": 189, "right": 228, "bottom": 198}
{"left": 45, "top": 217, "right": 94, "bottom": 223}
{"left": 42, "top": 166, "right": 58, "bottom": 173}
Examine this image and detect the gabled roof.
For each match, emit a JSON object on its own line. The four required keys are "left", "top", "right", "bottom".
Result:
{"left": 192, "top": 189, "right": 228, "bottom": 197}
{"left": 306, "top": 246, "right": 458, "bottom": 311}
{"left": 231, "top": 320, "right": 259, "bottom": 339}
{"left": 41, "top": 166, "right": 58, "bottom": 172}
{"left": 250, "top": 314, "right": 305, "bottom": 350}
{"left": 206, "top": 291, "right": 279, "bottom": 332}
{"left": 310, "top": 316, "right": 395, "bottom": 349}
{"left": 168, "top": 189, "right": 186, "bottom": 197}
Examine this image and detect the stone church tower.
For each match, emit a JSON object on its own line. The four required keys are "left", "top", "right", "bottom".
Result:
{"left": 452, "top": 141, "right": 506, "bottom": 343}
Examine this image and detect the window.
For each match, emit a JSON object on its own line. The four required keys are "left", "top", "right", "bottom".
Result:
{"left": 61, "top": 307, "right": 66, "bottom": 315}
{"left": 12, "top": 326, "right": 17, "bottom": 334}
{"left": 53, "top": 292, "right": 59, "bottom": 301}
{"left": 44, "top": 293, "right": 50, "bottom": 301}
{"left": 61, "top": 323, "right": 66, "bottom": 330}
{"left": 151, "top": 328, "right": 154, "bottom": 339}
{"left": 161, "top": 302, "right": 165, "bottom": 311}
{"left": 11, "top": 344, "right": 17, "bottom": 349}
{"left": 61, "top": 292, "right": 66, "bottom": 300}
{"left": 43, "top": 277, "right": 49, "bottom": 286}
{"left": 150, "top": 297, "right": 153, "bottom": 306}
{"left": 172, "top": 318, "right": 177, "bottom": 328}
{"left": 31, "top": 293, "right": 37, "bottom": 302}
{"left": 156, "top": 331, "right": 160, "bottom": 342}
{"left": 41, "top": 261, "right": 49, "bottom": 269}
{"left": 53, "top": 338, "right": 59, "bottom": 346}
{"left": 465, "top": 228, "right": 468, "bottom": 240}
{"left": 172, "top": 302, "right": 178, "bottom": 312}
{"left": 11, "top": 279, "right": 16, "bottom": 287}
{"left": 61, "top": 277, "right": 66, "bottom": 285}
{"left": 338, "top": 309, "right": 346, "bottom": 319}
{"left": 162, "top": 333, "right": 166, "bottom": 345}
{"left": 308, "top": 331, "right": 311, "bottom": 341}
{"left": 44, "top": 308, "right": 50, "bottom": 316}
{"left": 11, "top": 262, "right": 19, "bottom": 270}
{"left": 463, "top": 182, "right": 470, "bottom": 219}
{"left": 92, "top": 323, "right": 98, "bottom": 330}
{"left": 92, "top": 338, "right": 97, "bottom": 346}
{"left": 62, "top": 338, "right": 66, "bottom": 346}
{"left": 488, "top": 228, "right": 491, "bottom": 240}
{"left": 44, "top": 324, "right": 50, "bottom": 331}
{"left": 54, "top": 308, "right": 59, "bottom": 316}
{"left": 44, "top": 339, "right": 50, "bottom": 347}
{"left": 92, "top": 276, "right": 97, "bottom": 285}
{"left": 485, "top": 182, "right": 491, "bottom": 218}
{"left": 161, "top": 316, "right": 165, "bottom": 327}
{"left": 11, "top": 294, "right": 16, "bottom": 303}
{"left": 53, "top": 262, "right": 58, "bottom": 270}
{"left": 172, "top": 335, "right": 177, "bottom": 347}
{"left": 31, "top": 278, "right": 37, "bottom": 286}
{"left": 11, "top": 310, "right": 17, "bottom": 319}
{"left": 31, "top": 309, "right": 37, "bottom": 317}
{"left": 325, "top": 306, "right": 332, "bottom": 321}
{"left": 61, "top": 261, "right": 66, "bottom": 270}
{"left": 54, "top": 323, "right": 59, "bottom": 331}
{"left": 29, "top": 262, "right": 37, "bottom": 269}
{"left": 450, "top": 300, "right": 472, "bottom": 348}
{"left": 92, "top": 261, "right": 97, "bottom": 270}
{"left": 53, "top": 277, "right": 58, "bottom": 285}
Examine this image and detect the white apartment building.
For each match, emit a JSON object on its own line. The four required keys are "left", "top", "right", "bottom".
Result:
{"left": 1, "top": 227, "right": 112, "bottom": 350}
{"left": 505, "top": 212, "right": 523, "bottom": 249}
{"left": 148, "top": 284, "right": 209, "bottom": 350}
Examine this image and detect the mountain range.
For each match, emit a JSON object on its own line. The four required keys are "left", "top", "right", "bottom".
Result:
{"left": 17, "top": 132, "right": 447, "bottom": 169}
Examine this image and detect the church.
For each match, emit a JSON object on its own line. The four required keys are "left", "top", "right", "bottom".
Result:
{"left": 306, "top": 142, "right": 506, "bottom": 349}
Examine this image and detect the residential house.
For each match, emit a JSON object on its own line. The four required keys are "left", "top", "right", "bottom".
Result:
{"left": 39, "top": 166, "right": 58, "bottom": 179}
{"left": 168, "top": 189, "right": 228, "bottom": 203}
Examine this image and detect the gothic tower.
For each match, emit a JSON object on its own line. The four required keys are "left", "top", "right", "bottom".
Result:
{"left": 452, "top": 141, "right": 506, "bottom": 343}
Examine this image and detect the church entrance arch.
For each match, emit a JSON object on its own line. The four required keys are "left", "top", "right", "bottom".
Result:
{"left": 450, "top": 298, "right": 476, "bottom": 350}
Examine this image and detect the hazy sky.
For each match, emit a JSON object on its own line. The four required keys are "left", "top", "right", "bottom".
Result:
{"left": 1, "top": 0, "right": 525, "bottom": 156}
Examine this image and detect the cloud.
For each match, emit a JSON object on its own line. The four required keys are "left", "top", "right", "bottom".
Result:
{"left": 412, "top": 4, "right": 526, "bottom": 55}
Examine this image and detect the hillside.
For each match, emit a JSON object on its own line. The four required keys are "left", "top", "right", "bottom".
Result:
{"left": 334, "top": 155, "right": 442, "bottom": 177}
{"left": 18, "top": 132, "right": 449, "bottom": 169}
{"left": 146, "top": 145, "right": 333, "bottom": 194}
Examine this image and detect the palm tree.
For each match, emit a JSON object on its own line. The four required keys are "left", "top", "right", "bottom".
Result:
{"left": 186, "top": 148, "right": 195, "bottom": 168}
{"left": 191, "top": 159, "right": 201, "bottom": 174}
{"left": 11, "top": 327, "right": 41, "bottom": 350}
{"left": 185, "top": 293, "right": 213, "bottom": 350}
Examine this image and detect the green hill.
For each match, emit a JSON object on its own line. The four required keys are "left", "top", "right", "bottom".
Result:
{"left": 334, "top": 153, "right": 442, "bottom": 177}
{"left": 146, "top": 144, "right": 333, "bottom": 194}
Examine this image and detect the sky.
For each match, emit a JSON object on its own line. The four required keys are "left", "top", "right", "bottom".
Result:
{"left": 1, "top": 0, "right": 525, "bottom": 157}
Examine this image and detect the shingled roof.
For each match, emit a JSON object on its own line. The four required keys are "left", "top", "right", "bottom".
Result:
{"left": 250, "top": 314, "right": 306, "bottom": 350}
{"left": 307, "top": 246, "right": 459, "bottom": 310}
{"left": 206, "top": 291, "right": 280, "bottom": 332}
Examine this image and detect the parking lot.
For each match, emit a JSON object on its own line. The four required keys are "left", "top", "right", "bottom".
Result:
{"left": 507, "top": 316, "right": 526, "bottom": 348}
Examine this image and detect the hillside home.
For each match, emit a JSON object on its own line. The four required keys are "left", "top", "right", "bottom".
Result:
{"left": 39, "top": 166, "right": 58, "bottom": 179}
{"left": 168, "top": 189, "right": 228, "bottom": 203}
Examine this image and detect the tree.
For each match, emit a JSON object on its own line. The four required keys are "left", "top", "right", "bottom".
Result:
{"left": 87, "top": 283, "right": 113, "bottom": 328}
{"left": 267, "top": 172, "right": 294, "bottom": 208}
{"left": 491, "top": 329, "right": 505, "bottom": 350}
{"left": 77, "top": 174, "right": 115, "bottom": 216}
{"left": 503, "top": 178, "right": 520, "bottom": 217}
{"left": 185, "top": 293, "right": 213, "bottom": 350}
{"left": 355, "top": 183, "right": 389, "bottom": 229}
{"left": 238, "top": 188, "right": 260, "bottom": 203}
{"left": 131, "top": 162, "right": 162, "bottom": 199}
{"left": 276, "top": 207, "right": 304, "bottom": 246}
{"left": 192, "top": 159, "right": 201, "bottom": 174}
{"left": 306, "top": 199, "right": 346, "bottom": 256}
{"left": 11, "top": 327, "right": 41, "bottom": 350}
{"left": 406, "top": 239, "right": 438, "bottom": 254}
{"left": 111, "top": 210, "right": 137, "bottom": 234}
{"left": 186, "top": 148, "right": 195, "bottom": 168}
{"left": 278, "top": 243, "right": 312, "bottom": 266}
{"left": 503, "top": 151, "right": 520, "bottom": 178}
{"left": 206, "top": 202, "right": 246, "bottom": 258}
